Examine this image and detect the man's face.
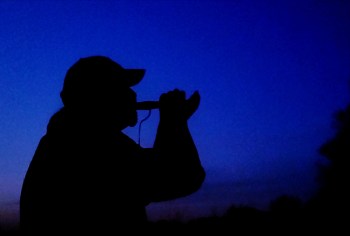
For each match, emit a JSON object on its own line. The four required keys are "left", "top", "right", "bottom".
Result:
{"left": 104, "top": 87, "right": 138, "bottom": 130}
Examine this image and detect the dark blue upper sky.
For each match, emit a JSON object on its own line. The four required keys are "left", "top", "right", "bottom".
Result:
{"left": 1, "top": 0, "right": 350, "bottom": 225}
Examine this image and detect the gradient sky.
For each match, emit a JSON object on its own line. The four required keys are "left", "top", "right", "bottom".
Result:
{"left": 1, "top": 0, "right": 350, "bottom": 226}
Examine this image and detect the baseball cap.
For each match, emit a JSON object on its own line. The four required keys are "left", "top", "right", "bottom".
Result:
{"left": 60, "top": 55, "right": 145, "bottom": 106}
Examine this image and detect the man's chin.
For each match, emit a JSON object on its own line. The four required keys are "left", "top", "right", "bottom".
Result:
{"left": 128, "top": 116, "right": 138, "bottom": 127}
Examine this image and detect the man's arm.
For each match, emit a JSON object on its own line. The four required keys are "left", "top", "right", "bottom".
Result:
{"left": 149, "top": 89, "right": 205, "bottom": 202}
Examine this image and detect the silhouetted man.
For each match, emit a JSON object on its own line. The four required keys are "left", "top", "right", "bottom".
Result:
{"left": 20, "top": 56, "right": 205, "bottom": 234}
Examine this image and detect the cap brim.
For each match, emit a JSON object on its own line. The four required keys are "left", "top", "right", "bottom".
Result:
{"left": 124, "top": 69, "right": 145, "bottom": 87}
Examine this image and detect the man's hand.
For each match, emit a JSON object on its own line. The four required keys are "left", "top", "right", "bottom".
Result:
{"left": 159, "top": 89, "right": 200, "bottom": 123}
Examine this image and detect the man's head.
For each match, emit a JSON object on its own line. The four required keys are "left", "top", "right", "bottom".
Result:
{"left": 60, "top": 56, "right": 145, "bottom": 129}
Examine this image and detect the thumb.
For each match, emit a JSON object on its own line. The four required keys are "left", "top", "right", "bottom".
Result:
{"left": 185, "top": 91, "right": 200, "bottom": 119}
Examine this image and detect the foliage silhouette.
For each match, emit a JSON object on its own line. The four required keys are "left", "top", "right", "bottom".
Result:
{"left": 305, "top": 82, "right": 350, "bottom": 230}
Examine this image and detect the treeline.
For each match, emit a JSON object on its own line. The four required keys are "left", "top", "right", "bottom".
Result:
{"left": 148, "top": 193, "right": 345, "bottom": 234}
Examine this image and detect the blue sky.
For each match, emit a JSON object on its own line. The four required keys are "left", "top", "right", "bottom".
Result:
{"left": 1, "top": 0, "right": 350, "bottom": 226}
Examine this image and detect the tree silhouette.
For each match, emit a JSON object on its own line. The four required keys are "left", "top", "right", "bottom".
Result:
{"left": 308, "top": 82, "right": 350, "bottom": 229}
{"left": 318, "top": 101, "right": 349, "bottom": 204}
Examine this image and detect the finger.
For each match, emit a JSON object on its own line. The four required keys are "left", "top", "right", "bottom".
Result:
{"left": 171, "top": 89, "right": 186, "bottom": 102}
{"left": 178, "top": 90, "right": 186, "bottom": 101}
